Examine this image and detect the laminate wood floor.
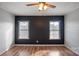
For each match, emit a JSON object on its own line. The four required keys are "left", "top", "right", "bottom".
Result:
{"left": 0, "top": 46, "right": 78, "bottom": 56}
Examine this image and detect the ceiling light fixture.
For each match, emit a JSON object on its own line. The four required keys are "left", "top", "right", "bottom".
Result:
{"left": 26, "top": 2, "right": 56, "bottom": 11}
{"left": 38, "top": 2, "right": 48, "bottom": 11}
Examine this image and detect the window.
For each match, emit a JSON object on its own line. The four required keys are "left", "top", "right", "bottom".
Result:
{"left": 49, "top": 21, "right": 60, "bottom": 40}
{"left": 18, "top": 21, "right": 29, "bottom": 39}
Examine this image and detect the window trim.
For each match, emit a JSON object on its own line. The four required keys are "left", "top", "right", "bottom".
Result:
{"left": 49, "top": 21, "right": 61, "bottom": 40}
{"left": 18, "top": 21, "right": 29, "bottom": 39}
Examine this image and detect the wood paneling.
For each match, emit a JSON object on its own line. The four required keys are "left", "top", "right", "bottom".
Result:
{"left": 0, "top": 46, "right": 78, "bottom": 56}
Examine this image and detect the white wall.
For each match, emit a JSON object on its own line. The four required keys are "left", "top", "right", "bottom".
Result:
{"left": 65, "top": 8, "right": 79, "bottom": 54}
{"left": 0, "top": 8, "right": 14, "bottom": 54}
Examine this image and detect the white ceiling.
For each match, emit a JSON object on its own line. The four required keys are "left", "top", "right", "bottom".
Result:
{"left": 0, "top": 2, "right": 79, "bottom": 15}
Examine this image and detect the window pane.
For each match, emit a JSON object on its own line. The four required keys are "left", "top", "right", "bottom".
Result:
{"left": 18, "top": 21, "right": 29, "bottom": 39}
{"left": 50, "top": 31, "right": 60, "bottom": 39}
{"left": 49, "top": 21, "right": 60, "bottom": 40}
{"left": 50, "top": 21, "right": 60, "bottom": 31}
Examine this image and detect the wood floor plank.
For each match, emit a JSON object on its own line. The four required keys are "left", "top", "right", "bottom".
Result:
{"left": 0, "top": 46, "right": 78, "bottom": 56}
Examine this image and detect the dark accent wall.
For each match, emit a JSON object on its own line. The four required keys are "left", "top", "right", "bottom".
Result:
{"left": 15, "top": 16, "right": 64, "bottom": 44}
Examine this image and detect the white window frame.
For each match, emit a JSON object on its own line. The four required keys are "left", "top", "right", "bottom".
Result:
{"left": 18, "top": 21, "right": 29, "bottom": 39}
{"left": 49, "top": 21, "right": 60, "bottom": 40}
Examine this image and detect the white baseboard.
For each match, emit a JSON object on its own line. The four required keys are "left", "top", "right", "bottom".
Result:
{"left": 65, "top": 45, "right": 79, "bottom": 55}
{"left": 0, "top": 48, "right": 9, "bottom": 55}
{"left": 14, "top": 44, "right": 64, "bottom": 46}
{"left": 0, "top": 44, "right": 14, "bottom": 55}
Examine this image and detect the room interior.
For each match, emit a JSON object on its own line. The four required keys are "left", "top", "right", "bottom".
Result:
{"left": 0, "top": 2, "right": 79, "bottom": 56}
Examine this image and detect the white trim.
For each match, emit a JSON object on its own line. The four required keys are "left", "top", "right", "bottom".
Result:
{"left": 0, "top": 44, "right": 14, "bottom": 55}
{"left": 0, "top": 48, "right": 9, "bottom": 55}
{"left": 65, "top": 45, "right": 79, "bottom": 55}
{"left": 14, "top": 44, "right": 64, "bottom": 46}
